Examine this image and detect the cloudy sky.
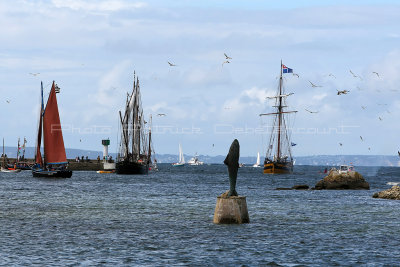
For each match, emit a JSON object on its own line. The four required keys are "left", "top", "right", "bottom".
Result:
{"left": 1, "top": 0, "right": 400, "bottom": 158}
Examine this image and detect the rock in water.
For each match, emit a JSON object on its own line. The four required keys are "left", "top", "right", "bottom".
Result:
{"left": 373, "top": 185, "right": 400, "bottom": 200}
{"left": 314, "top": 169, "right": 369, "bottom": 190}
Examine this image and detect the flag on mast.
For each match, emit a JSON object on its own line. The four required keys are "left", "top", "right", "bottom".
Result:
{"left": 282, "top": 64, "right": 293, "bottom": 73}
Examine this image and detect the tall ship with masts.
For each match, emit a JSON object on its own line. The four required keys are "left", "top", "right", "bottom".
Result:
{"left": 116, "top": 72, "right": 151, "bottom": 175}
{"left": 260, "top": 62, "right": 297, "bottom": 174}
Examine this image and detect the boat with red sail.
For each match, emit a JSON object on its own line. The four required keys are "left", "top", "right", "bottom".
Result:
{"left": 32, "top": 81, "right": 72, "bottom": 178}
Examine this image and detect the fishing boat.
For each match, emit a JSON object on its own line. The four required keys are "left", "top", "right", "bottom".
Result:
{"left": 187, "top": 153, "right": 203, "bottom": 165}
{"left": 172, "top": 144, "right": 185, "bottom": 167}
{"left": 260, "top": 62, "right": 297, "bottom": 174}
{"left": 252, "top": 152, "right": 261, "bottom": 168}
{"left": 1, "top": 138, "right": 21, "bottom": 173}
{"left": 32, "top": 81, "right": 72, "bottom": 178}
{"left": 116, "top": 72, "right": 151, "bottom": 175}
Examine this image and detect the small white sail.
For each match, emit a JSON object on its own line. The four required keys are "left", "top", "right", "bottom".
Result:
{"left": 173, "top": 144, "right": 185, "bottom": 166}
{"left": 253, "top": 152, "right": 260, "bottom": 167}
{"left": 179, "top": 144, "right": 185, "bottom": 164}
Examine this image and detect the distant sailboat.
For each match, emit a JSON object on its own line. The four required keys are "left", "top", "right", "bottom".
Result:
{"left": 1, "top": 138, "right": 21, "bottom": 173}
{"left": 260, "top": 62, "right": 297, "bottom": 174}
{"left": 252, "top": 152, "right": 261, "bottom": 168}
{"left": 172, "top": 144, "right": 185, "bottom": 167}
{"left": 32, "top": 82, "right": 72, "bottom": 178}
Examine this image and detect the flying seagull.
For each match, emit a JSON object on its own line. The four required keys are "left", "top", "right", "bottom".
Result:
{"left": 372, "top": 71, "right": 379, "bottom": 77}
{"left": 360, "top": 136, "right": 363, "bottom": 141}
{"left": 361, "top": 106, "right": 366, "bottom": 110}
{"left": 6, "top": 99, "right": 10, "bottom": 103}
{"left": 168, "top": 62, "right": 177, "bottom": 67}
{"left": 157, "top": 113, "right": 166, "bottom": 116}
{"left": 305, "top": 109, "right": 319, "bottom": 114}
{"left": 328, "top": 73, "right": 336, "bottom": 78}
{"left": 29, "top": 72, "right": 40, "bottom": 76}
{"left": 222, "top": 60, "right": 230, "bottom": 67}
{"left": 224, "top": 53, "right": 232, "bottom": 60}
{"left": 339, "top": 143, "right": 343, "bottom": 146}
{"left": 337, "top": 90, "right": 350, "bottom": 95}
{"left": 379, "top": 117, "right": 383, "bottom": 121}
{"left": 309, "top": 81, "right": 322, "bottom": 88}
{"left": 349, "top": 70, "right": 358, "bottom": 78}
{"left": 293, "top": 73, "right": 299, "bottom": 78}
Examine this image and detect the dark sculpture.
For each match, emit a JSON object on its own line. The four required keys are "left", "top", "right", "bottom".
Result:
{"left": 224, "top": 139, "right": 240, "bottom": 197}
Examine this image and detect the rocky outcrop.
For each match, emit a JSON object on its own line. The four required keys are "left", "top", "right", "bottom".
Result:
{"left": 314, "top": 170, "right": 369, "bottom": 190}
{"left": 373, "top": 186, "right": 400, "bottom": 200}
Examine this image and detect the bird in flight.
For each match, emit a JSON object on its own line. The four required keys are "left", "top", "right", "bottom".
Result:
{"left": 337, "top": 90, "right": 350, "bottom": 95}
{"left": 6, "top": 99, "right": 10, "bottom": 103}
{"left": 224, "top": 53, "right": 232, "bottom": 60}
{"left": 157, "top": 113, "right": 166, "bottom": 116}
{"left": 349, "top": 70, "right": 358, "bottom": 78}
{"left": 222, "top": 60, "right": 230, "bottom": 67}
{"left": 293, "top": 73, "right": 299, "bottom": 78}
{"left": 360, "top": 136, "right": 363, "bottom": 141}
{"left": 305, "top": 109, "right": 318, "bottom": 114}
{"left": 372, "top": 71, "right": 379, "bottom": 77}
{"left": 168, "top": 62, "right": 177, "bottom": 67}
{"left": 309, "top": 81, "right": 322, "bottom": 88}
{"left": 379, "top": 117, "right": 383, "bottom": 121}
{"left": 328, "top": 73, "right": 336, "bottom": 78}
{"left": 361, "top": 106, "right": 366, "bottom": 110}
{"left": 224, "top": 106, "right": 232, "bottom": 110}
{"left": 29, "top": 72, "right": 40, "bottom": 76}
{"left": 339, "top": 143, "right": 343, "bottom": 146}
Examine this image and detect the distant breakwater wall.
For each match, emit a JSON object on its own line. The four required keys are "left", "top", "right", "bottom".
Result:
{"left": 3, "top": 158, "right": 106, "bottom": 171}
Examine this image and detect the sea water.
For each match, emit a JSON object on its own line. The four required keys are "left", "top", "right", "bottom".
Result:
{"left": 0, "top": 165, "right": 399, "bottom": 266}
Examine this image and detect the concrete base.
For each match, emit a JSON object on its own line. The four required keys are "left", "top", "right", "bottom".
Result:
{"left": 213, "top": 196, "right": 249, "bottom": 224}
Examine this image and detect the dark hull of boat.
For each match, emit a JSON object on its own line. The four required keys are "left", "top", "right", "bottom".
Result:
{"left": 32, "top": 169, "right": 72, "bottom": 178}
{"left": 116, "top": 161, "right": 148, "bottom": 175}
{"left": 263, "top": 160, "right": 293, "bottom": 174}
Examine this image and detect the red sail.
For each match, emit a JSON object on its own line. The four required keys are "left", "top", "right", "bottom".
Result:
{"left": 35, "top": 109, "right": 43, "bottom": 165}
{"left": 43, "top": 82, "right": 67, "bottom": 164}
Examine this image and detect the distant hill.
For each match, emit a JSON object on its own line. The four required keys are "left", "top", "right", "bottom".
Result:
{"left": 2, "top": 147, "right": 400, "bottom": 166}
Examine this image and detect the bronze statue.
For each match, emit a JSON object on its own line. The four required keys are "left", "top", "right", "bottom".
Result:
{"left": 224, "top": 139, "right": 240, "bottom": 196}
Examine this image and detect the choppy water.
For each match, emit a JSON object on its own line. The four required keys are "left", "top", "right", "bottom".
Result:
{"left": 1, "top": 165, "right": 400, "bottom": 266}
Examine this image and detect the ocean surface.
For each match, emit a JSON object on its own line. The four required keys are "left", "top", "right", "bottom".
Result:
{"left": 1, "top": 165, "right": 400, "bottom": 266}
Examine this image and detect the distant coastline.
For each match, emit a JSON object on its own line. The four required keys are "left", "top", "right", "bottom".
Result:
{"left": 2, "top": 146, "right": 400, "bottom": 166}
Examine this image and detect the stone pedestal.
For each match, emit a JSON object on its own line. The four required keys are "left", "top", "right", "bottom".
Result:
{"left": 213, "top": 196, "right": 249, "bottom": 224}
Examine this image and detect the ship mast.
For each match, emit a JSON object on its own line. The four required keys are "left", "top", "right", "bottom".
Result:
{"left": 277, "top": 60, "right": 283, "bottom": 159}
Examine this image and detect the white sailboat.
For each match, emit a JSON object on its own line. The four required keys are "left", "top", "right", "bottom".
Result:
{"left": 252, "top": 152, "right": 261, "bottom": 168}
{"left": 172, "top": 144, "right": 185, "bottom": 167}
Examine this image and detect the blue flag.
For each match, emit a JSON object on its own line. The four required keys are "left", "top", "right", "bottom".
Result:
{"left": 282, "top": 64, "right": 293, "bottom": 73}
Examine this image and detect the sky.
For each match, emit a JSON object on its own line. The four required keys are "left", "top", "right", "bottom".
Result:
{"left": 1, "top": 0, "right": 400, "bottom": 158}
